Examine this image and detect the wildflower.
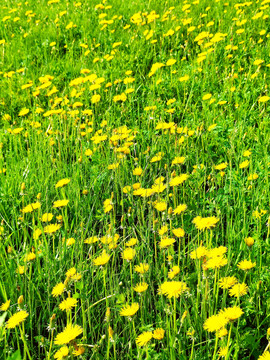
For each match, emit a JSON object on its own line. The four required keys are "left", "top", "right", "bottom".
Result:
{"left": 133, "top": 167, "right": 143, "bottom": 176}
{"left": 91, "top": 94, "right": 101, "bottom": 104}
{"left": 0, "top": 300, "right": 10, "bottom": 311}
{"left": 203, "top": 314, "right": 228, "bottom": 332}
{"left": 207, "top": 246, "right": 226, "bottom": 257}
{"left": 214, "top": 162, "right": 228, "bottom": 170}
{"left": 103, "top": 199, "right": 113, "bottom": 213}
{"left": 248, "top": 174, "right": 258, "bottom": 181}
{"left": 52, "top": 283, "right": 65, "bottom": 297}
{"left": 54, "top": 346, "right": 69, "bottom": 360}
{"left": 258, "top": 352, "right": 270, "bottom": 360}
{"left": 193, "top": 216, "right": 219, "bottom": 230}
{"left": 220, "top": 306, "right": 243, "bottom": 321}
{"left": 53, "top": 200, "right": 69, "bottom": 208}
{"left": 218, "top": 347, "right": 228, "bottom": 357}
{"left": 136, "top": 331, "right": 153, "bottom": 346}
{"left": 158, "top": 281, "right": 188, "bottom": 298}
{"left": 159, "top": 237, "right": 175, "bottom": 249}
{"left": 66, "top": 268, "right": 76, "bottom": 278}
{"left": 55, "top": 178, "right": 70, "bottom": 188}
{"left": 172, "top": 156, "right": 185, "bottom": 165}
{"left": 205, "top": 256, "right": 228, "bottom": 270}
{"left": 169, "top": 174, "right": 188, "bottom": 187}
{"left": 168, "top": 266, "right": 180, "bottom": 279}
{"left": 173, "top": 204, "right": 187, "bottom": 215}
{"left": 202, "top": 94, "right": 212, "bottom": 100}
{"left": 120, "top": 303, "right": 139, "bottom": 317}
{"left": 258, "top": 96, "right": 270, "bottom": 103}
{"left": 153, "top": 328, "right": 165, "bottom": 340}
{"left": 190, "top": 246, "right": 208, "bottom": 259}
{"left": 93, "top": 251, "right": 110, "bottom": 266}
{"left": 64, "top": 238, "right": 75, "bottom": 246}
{"left": 54, "top": 324, "right": 83, "bottom": 345}
{"left": 44, "top": 224, "right": 61, "bottom": 234}
{"left": 134, "top": 282, "right": 148, "bottom": 293}
{"left": 229, "top": 283, "right": 248, "bottom": 298}
{"left": 26, "top": 252, "right": 36, "bottom": 261}
{"left": 84, "top": 236, "right": 99, "bottom": 244}
{"left": 59, "top": 298, "right": 77, "bottom": 311}
{"left": 6, "top": 311, "right": 29, "bottom": 329}
{"left": 244, "top": 237, "right": 254, "bottom": 247}
{"left": 134, "top": 263, "right": 149, "bottom": 274}
{"left": 22, "top": 202, "right": 41, "bottom": 213}
{"left": 237, "top": 260, "right": 256, "bottom": 271}
{"left": 122, "top": 248, "right": 136, "bottom": 261}
{"left": 125, "top": 238, "right": 137, "bottom": 247}
{"left": 73, "top": 347, "right": 85, "bottom": 356}
{"left": 41, "top": 213, "right": 53, "bottom": 222}
{"left": 239, "top": 160, "right": 249, "bottom": 169}
{"left": 154, "top": 201, "right": 167, "bottom": 212}
{"left": 219, "top": 277, "right": 237, "bottom": 289}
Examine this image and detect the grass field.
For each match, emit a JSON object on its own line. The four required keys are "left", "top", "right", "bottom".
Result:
{"left": 0, "top": 0, "right": 270, "bottom": 359}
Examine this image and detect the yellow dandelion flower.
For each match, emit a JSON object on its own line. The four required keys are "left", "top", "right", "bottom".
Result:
{"left": 220, "top": 306, "right": 243, "bottom": 321}
{"left": 134, "top": 263, "right": 149, "bottom": 274}
{"left": 239, "top": 160, "right": 249, "bottom": 169}
{"left": 54, "top": 324, "right": 83, "bottom": 345}
{"left": 22, "top": 202, "right": 41, "bottom": 214}
{"left": 205, "top": 256, "right": 228, "bottom": 270}
{"left": 237, "top": 259, "right": 256, "bottom": 271}
{"left": 136, "top": 331, "right": 153, "bottom": 346}
{"left": 134, "top": 282, "right": 148, "bottom": 293}
{"left": 0, "top": 300, "right": 10, "bottom": 311}
{"left": 153, "top": 328, "right": 165, "bottom": 340}
{"left": 169, "top": 174, "right": 188, "bottom": 187}
{"left": 52, "top": 283, "right": 65, "bottom": 297}
{"left": 53, "top": 200, "right": 69, "bottom": 208}
{"left": 54, "top": 346, "right": 69, "bottom": 360}
{"left": 173, "top": 204, "right": 187, "bottom": 215}
{"left": 192, "top": 216, "right": 219, "bottom": 230}
{"left": 219, "top": 276, "right": 238, "bottom": 289}
{"left": 73, "top": 346, "right": 85, "bottom": 356}
{"left": 55, "top": 178, "right": 70, "bottom": 188}
{"left": 168, "top": 266, "right": 180, "bottom": 279}
{"left": 159, "top": 237, "right": 175, "bottom": 249}
{"left": 120, "top": 303, "right": 139, "bottom": 317}
{"left": 190, "top": 246, "right": 208, "bottom": 259}
{"left": 93, "top": 251, "right": 110, "bottom": 266}
{"left": 203, "top": 314, "right": 228, "bottom": 332}
{"left": 229, "top": 283, "right": 248, "bottom": 298}
{"left": 59, "top": 298, "right": 77, "bottom": 311}
{"left": 158, "top": 281, "right": 188, "bottom": 298}
{"left": 154, "top": 201, "right": 167, "bottom": 212}
{"left": 6, "top": 310, "right": 29, "bottom": 329}
{"left": 258, "top": 351, "right": 270, "bottom": 360}
{"left": 41, "top": 213, "right": 53, "bottom": 222}
{"left": 122, "top": 248, "right": 136, "bottom": 261}
{"left": 44, "top": 223, "right": 61, "bottom": 234}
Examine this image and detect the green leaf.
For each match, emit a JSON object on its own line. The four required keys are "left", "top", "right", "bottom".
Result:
{"left": 7, "top": 350, "right": 22, "bottom": 360}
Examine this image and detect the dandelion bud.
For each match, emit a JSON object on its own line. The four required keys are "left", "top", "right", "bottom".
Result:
{"left": 181, "top": 310, "right": 188, "bottom": 324}
{"left": 21, "top": 182, "right": 26, "bottom": 191}
{"left": 18, "top": 295, "right": 24, "bottom": 308}
{"left": 82, "top": 189, "right": 88, "bottom": 195}
{"left": 36, "top": 193, "right": 41, "bottom": 199}
{"left": 168, "top": 207, "right": 173, "bottom": 215}
{"left": 108, "top": 326, "right": 114, "bottom": 339}
{"left": 244, "top": 237, "right": 254, "bottom": 247}
{"left": 8, "top": 246, "right": 13, "bottom": 254}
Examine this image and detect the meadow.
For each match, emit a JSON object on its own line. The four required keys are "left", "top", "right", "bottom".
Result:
{"left": 0, "top": 0, "right": 270, "bottom": 359}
